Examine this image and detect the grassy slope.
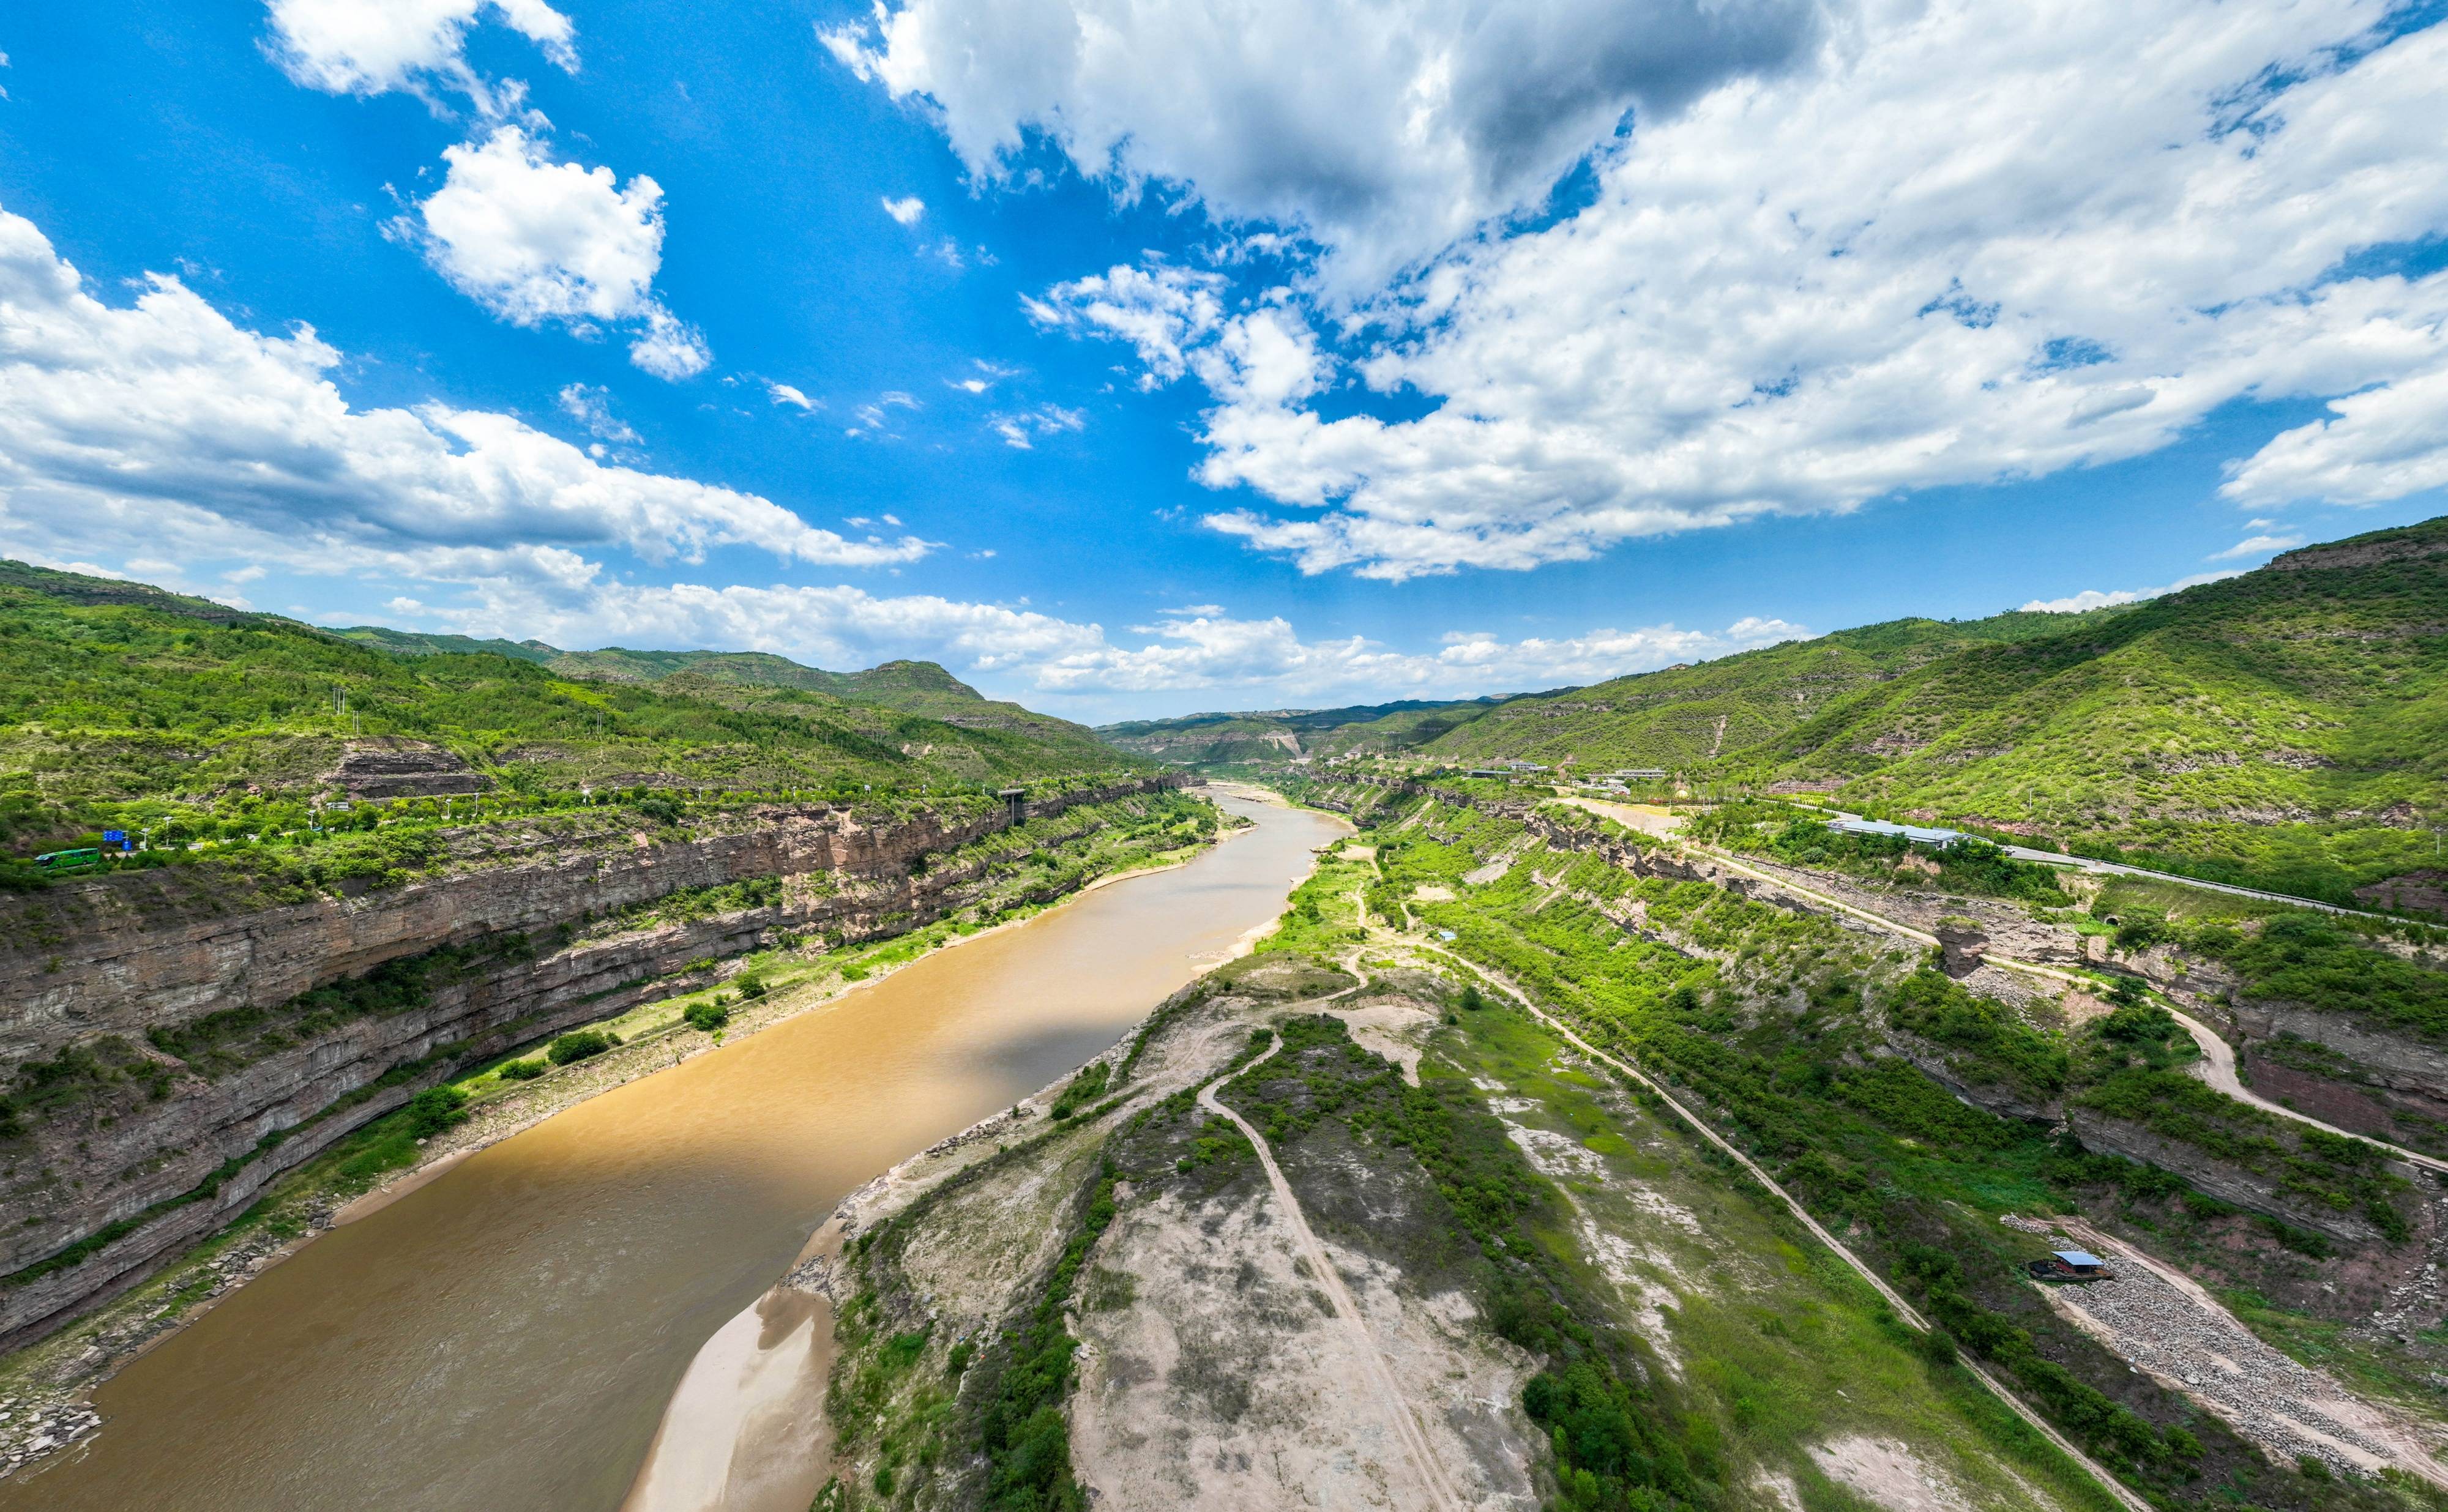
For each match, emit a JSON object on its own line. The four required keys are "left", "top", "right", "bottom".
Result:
{"left": 1341, "top": 790, "right": 2442, "bottom": 1509}
{"left": 346, "top": 627, "right": 1106, "bottom": 748}
{"left": 1387, "top": 515, "right": 2447, "bottom": 903}
{"left": 1420, "top": 611, "right": 2126, "bottom": 770}
{"left": 1750, "top": 517, "right": 2448, "bottom": 898}
{"left": 0, "top": 560, "right": 1140, "bottom": 852}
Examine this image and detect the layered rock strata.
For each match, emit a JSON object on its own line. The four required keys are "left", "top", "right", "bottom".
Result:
{"left": 0, "top": 778, "right": 1186, "bottom": 1349}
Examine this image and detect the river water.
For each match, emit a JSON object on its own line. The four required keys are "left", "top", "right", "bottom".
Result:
{"left": 6, "top": 791, "right": 1344, "bottom": 1512}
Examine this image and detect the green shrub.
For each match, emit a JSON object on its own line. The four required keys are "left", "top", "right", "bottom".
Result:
{"left": 548, "top": 1030, "right": 615, "bottom": 1065}
{"left": 496, "top": 1058, "right": 545, "bottom": 1081}
{"left": 684, "top": 1000, "right": 731, "bottom": 1032}
{"left": 401, "top": 1085, "right": 468, "bottom": 1139}
{"left": 1050, "top": 1062, "right": 1111, "bottom": 1120}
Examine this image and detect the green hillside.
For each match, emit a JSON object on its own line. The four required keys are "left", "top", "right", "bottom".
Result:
{"left": 1383, "top": 515, "right": 2446, "bottom": 907}
{"left": 330, "top": 626, "right": 559, "bottom": 664}
{"left": 0, "top": 560, "right": 1141, "bottom": 862}
{"left": 1418, "top": 609, "right": 2128, "bottom": 770}
{"left": 1741, "top": 517, "right": 2448, "bottom": 903}
{"left": 340, "top": 614, "right": 1105, "bottom": 751}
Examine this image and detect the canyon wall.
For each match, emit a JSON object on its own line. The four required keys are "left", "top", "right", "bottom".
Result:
{"left": 0, "top": 778, "right": 1187, "bottom": 1349}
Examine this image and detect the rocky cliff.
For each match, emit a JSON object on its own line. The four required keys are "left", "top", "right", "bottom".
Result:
{"left": 0, "top": 777, "right": 1188, "bottom": 1349}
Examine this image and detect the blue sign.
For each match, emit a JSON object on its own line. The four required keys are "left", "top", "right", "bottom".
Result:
{"left": 103, "top": 830, "right": 125, "bottom": 842}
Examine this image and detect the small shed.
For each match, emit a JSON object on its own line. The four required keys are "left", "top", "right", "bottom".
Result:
{"left": 2027, "top": 1249, "right": 2113, "bottom": 1282}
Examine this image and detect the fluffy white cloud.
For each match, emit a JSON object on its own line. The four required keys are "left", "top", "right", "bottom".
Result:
{"left": 2018, "top": 572, "right": 2239, "bottom": 614}
{"left": 1024, "top": 263, "right": 1224, "bottom": 385}
{"left": 957, "top": 1, "right": 2448, "bottom": 579}
{"left": 823, "top": 0, "right": 1822, "bottom": 289}
{"left": 2207, "top": 532, "right": 2306, "bottom": 561}
{"left": 881, "top": 195, "right": 926, "bottom": 225}
{"left": 265, "top": 0, "right": 574, "bottom": 108}
{"left": 767, "top": 382, "right": 821, "bottom": 410}
{"left": 0, "top": 206, "right": 924, "bottom": 586}
{"left": 401, "top": 126, "right": 711, "bottom": 379}
{"left": 2222, "top": 361, "right": 2448, "bottom": 507}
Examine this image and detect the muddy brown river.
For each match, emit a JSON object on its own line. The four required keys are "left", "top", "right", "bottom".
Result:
{"left": 6, "top": 792, "right": 1345, "bottom": 1512}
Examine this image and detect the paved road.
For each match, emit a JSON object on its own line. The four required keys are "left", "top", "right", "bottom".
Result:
{"left": 1561, "top": 802, "right": 2448, "bottom": 1180}
{"left": 2165, "top": 1005, "right": 2448, "bottom": 1175}
{"left": 1771, "top": 800, "right": 2401, "bottom": 923}
{"left": 1993, "top": 844, "right": 2397, "bottom": 922}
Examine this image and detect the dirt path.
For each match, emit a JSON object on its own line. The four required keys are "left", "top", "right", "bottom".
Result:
{"left": 1198, "top": 1038, "right": 1468, "bottom": 1512}
{"left": 2162, "top": 1008, "right": 2448, "bottom": 1175}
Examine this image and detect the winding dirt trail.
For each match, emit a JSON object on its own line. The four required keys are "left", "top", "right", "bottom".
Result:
{"left": 2160, "top": 1007, "right": 2448, "bottom": 1175}
{"left": 1198, "top": 1035, "right": 1468, "bottom": 1512}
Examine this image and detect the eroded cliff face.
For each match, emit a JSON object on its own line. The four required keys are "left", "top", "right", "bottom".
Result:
{"left": 0, "top": 778, "right": 1185, "bottom": 1350}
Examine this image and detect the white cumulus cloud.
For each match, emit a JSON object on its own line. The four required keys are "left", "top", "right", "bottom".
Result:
{"left": 881, "top": 195, "right": 927, "bottom": 225}
{"left": 2019, "top": 572, "right": 2240, "bottom": 614}
{"left": 409, "top": 571, "right": 1809, "bottom": 716}
{"left": 400, "top": 125, "right": 711, "bottom": 379}
{"left": 823, "top": 0, "right": 1823, "bottom": 291}
{"left": 0, "top": 205, "right": 925, "bottom": 589}
{"left": 2207, "top": 532, "right": 2307, "bottom": 561}
{"left": 908, "top": 0, "right": 2448, "bottom": 579}
{"left": 2222, "top": 361, "right": 2448, "bottom": 507}
{"left": 265, "top": 0, "right": 575, "bottom": 110}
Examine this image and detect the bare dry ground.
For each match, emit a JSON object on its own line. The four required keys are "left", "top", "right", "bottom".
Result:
{"left": 793, "top": 942, "right": 2129, "bottom": 1512}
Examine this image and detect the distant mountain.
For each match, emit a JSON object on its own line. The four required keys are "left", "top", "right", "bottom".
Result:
{"left": 330, "top": 626, "right": 560, "bottom": 664}
{"left": 1390, "top": 516, "right": 2448, "bottom": 904}
{"left": 1727, "top": 516, "right": 2448, "bottom": 900}
{"left": 1099, "top": 696, "right": 1524, "bottom": 764}
{"left": 332, "top": 631, "right": 1093, "bottom": 747}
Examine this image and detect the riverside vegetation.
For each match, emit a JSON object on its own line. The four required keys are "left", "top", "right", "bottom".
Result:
{"left": 794, "top": 772, "right": 2448, "bottom": 1512}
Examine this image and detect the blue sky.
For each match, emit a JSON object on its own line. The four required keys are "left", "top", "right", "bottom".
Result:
{"left": 0, "top": 1, "right": 2443, "bottom": 723}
